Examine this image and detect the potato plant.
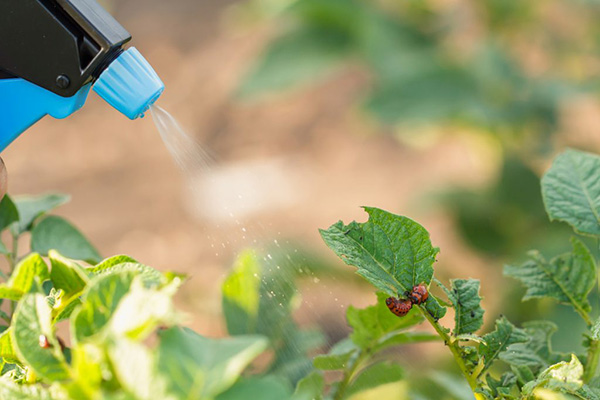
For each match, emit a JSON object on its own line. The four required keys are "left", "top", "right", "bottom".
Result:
{"left": 0, "top": 194, "right": 282, "bottom": 400}
{"left": 310, "top": 148, "right": 600, "bottom": 399}
{"left": 1, "top": 147, "right": 598, "bottom": 400}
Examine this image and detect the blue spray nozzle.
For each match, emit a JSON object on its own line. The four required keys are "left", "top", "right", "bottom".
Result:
{"left": 93, "top": 47, "right": 164, "bottom": 120}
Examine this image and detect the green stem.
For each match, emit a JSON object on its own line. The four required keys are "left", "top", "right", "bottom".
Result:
{"left": 416, "top": 306, "right": 481, "bottom": 398}
{"left": 584, "top": 339, "right": 600, "bottom": 383}
{"left": 333, "top": 350, "right": 368, "bottom": 400}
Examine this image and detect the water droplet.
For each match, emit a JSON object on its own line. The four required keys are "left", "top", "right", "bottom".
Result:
{"left": 313, "top": 277, "right": 320, "bottom": 283}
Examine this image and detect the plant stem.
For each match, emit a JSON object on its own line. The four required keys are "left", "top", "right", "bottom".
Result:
{"left": 584, "top": 339, "right": 600, "bottom": 383}
{"left": 416, "top": 306, "right": 482, "bottom": 398}
{"left": 333, "top": 350, "right": 367, "bottom": 400}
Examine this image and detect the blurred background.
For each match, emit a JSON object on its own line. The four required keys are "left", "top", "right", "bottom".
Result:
{"left": 2, "top": 0, "right": 600, "bottom": 397}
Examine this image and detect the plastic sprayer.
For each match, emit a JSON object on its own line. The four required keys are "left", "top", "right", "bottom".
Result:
{"left": 0, "top": 0, "right": 164, "bottom": 152}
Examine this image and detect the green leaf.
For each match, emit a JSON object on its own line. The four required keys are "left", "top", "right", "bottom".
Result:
{"left": 0, "top": 286, "right": 25, "bottom": 301}
{"left": 93, "top": 255, "right": 138, "bottom": 270}
{"left": 523, "top": 355, "right": 584, "bottom": 395}
{"left": 292, "top": 371, "right": 324, "bottom": 400}
{"left": 48, "top": 250, "right": 90, "bottom": 299}
{"left": 238, "top": 26, "right": 352, "bottom": 98}
{"left": 541, "top": 149, "right": 600, "bottom": 236}
{"left": 0, "top": 328, "right": 19, "bottom": 364}
{"left": 91, "top": 262, "right": 165, "bottom": 287}
{"left": 31, "top": 216, "right": 101, "bottom": 263}
{"left": 313, "top": 338, "right": 357, "bottom": 370}
{"left": 320, "top": 207, "right": 439, "bottom": 296}
{"left": 108, "top": 339, "right": 169, "bottom": 400}
{"left": 500, "top": 321, "right": 568, "bottom": 373}
{"left": 479, "top": 316, "right": 528, "bottom": 372}
{"left": 376, "top": 331, "right": 441, "bottom": 350}
{"left": 11, "top": 193, "right": 70, "bottom": 234}
{"left": 0, "top": 195, "right": 19, "bottom": 232}
{"left": 108, "top": 278, "right": 181, "bottom": 340}
{"left": 423, "top": 294, "right": 448, "bottom": 321}
{"left": 347, "top": 292, "right": 423, "bottom": 350}
{"left": 157, "top": 327, "right": 268, "bottom": 400}
{"left": 486, "top": 372, "right": 517, "bottom": 398}
{"left": 9, "top": 253, "right": 49, "bottom": 294}
{"left": 53, "top": 297, "right": 81, "bottom": 324}
{"left": 66, "top": 343, "right": 104, "bottom": 398}
{"left": 430, "top": 371, "right": 475, "bottom": 400}
{"left": 346, "top": 362, "right": 404, "bottom": 398}
{"left": 72, "top": 271, "right": 135, "bottom": 343}
{"left": 0, "top": 378, "right": 53, "bottom": 399}
{"left": 504, "top": 238, "right": 596, "bottom": 318}
{"left": 216, "top": 376, "right": 292, "bottom": 400}
{"left": 12, "top": 294, "right": 70, "bottom": 381}
{"left": 449, "top": 279, "right": 484, "bottom": 335}
{"left": 222, "top": 250, "right": 261, "bottom": 335}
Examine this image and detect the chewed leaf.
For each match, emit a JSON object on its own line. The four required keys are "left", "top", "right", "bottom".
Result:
{"left": 480, "top": 316, "right": 528, "bottom": 372}
{"left": 450, "top": 279, "right": 484, "bottom": 335}
{"left": 423, "top": 294, "right": 447, "bottom": 321}
{"left": 541, "top": 148, "right": 600, "bottom": 236}
{"left": 320, "top": 207, "right": 438, "bottom": 296}
{"left": 504, "top": 237, "right": 596, "bottom": 317}
{"left": 500, "top": 321, "right": 568, "bottom": 374}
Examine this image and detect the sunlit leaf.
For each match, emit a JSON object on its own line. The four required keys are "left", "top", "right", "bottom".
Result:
{"left": 72, "top": 271, "right": 135, "bottom": 343}
{"left": 48, "top": 251, "right": 90, "bottom": 299}
{"left": 222, "top": 250, "right": 261, "bottom": 335}
{"left": 109, "top": 278, "right": 181, "bottom": 340}
{"left": 108, "top": 339, "right": 170, "bottom": 400}
{"left": 9, "top": 253, "right": 49, "bottom": 294}
{"left": 157, "top": 327, "right": 268, "bottom": 399}
{"left": 12, "top": 294, "right": 70, "bottom": 381}
{"left": 0, "top": 328, "right": 19, "bottom": 364}
{"left": 0, "top": 378, "right": 53, "bottom": 399}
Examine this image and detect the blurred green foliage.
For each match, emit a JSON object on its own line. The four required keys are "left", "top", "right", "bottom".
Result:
{"left": 239, "top": 0, "right": 598, "bottom": 146}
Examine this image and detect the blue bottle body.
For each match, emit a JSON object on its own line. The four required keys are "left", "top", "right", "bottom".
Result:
{"left": 0, "top": 79, "right": 91, "bottom": 152}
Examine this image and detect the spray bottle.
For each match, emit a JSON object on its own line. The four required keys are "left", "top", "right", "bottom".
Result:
{"left": 0, "top": 0, "right": 164, "bottom": 152}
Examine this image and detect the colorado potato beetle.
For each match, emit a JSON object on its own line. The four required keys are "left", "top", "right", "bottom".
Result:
{"left": 385, "top": 297, "right": 413, "bottom": 317}
{"left": 409, "top": 283, "right": 429, "bottom": 305}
